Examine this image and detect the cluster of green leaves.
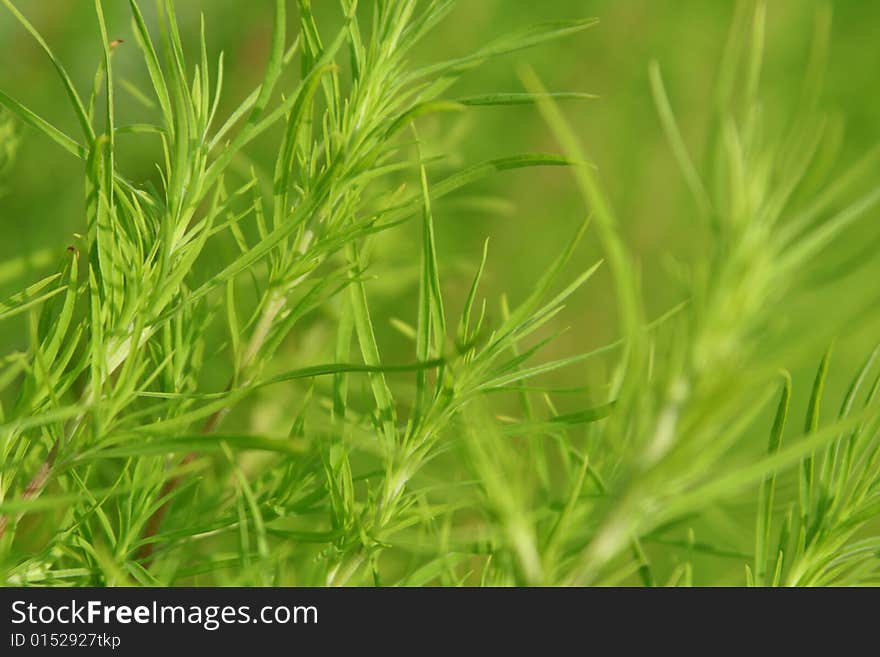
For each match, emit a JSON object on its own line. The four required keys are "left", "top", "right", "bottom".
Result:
{"left": 541, "top": 0, "right": 880, "bottom": 586}
{"left": 0, "top": 0, "right": 605, "bottom": 586}
{"left": 751, "top": 345, "right": 880, "bottom": 586}
{"left": 522, "top": 1, "right": 880, "bottom": 586}
{"left": 0, "top": 0, "right": 878, "bottom": 587}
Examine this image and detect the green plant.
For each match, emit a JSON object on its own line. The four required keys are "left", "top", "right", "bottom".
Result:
{"left": 1, "top": 0, "right": 878, "bottom": 587}
{"left": 527, "top": 1, "right": 880, "bottom": 586}
{"left": 0, "top": 0, "right": 602, "bottom": 586}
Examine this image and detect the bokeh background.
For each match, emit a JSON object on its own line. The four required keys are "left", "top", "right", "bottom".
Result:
{"left": 2, "top": 1, "right": 879, "bottom": 583}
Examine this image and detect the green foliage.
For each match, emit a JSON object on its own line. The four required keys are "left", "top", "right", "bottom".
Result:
{"left": 0, "top": 0, "right": 878, "bottom": 587}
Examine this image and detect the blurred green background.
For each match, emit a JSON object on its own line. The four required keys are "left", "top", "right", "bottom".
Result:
{"left": 2, "top": 1, "right": 879, "bottom": 583}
